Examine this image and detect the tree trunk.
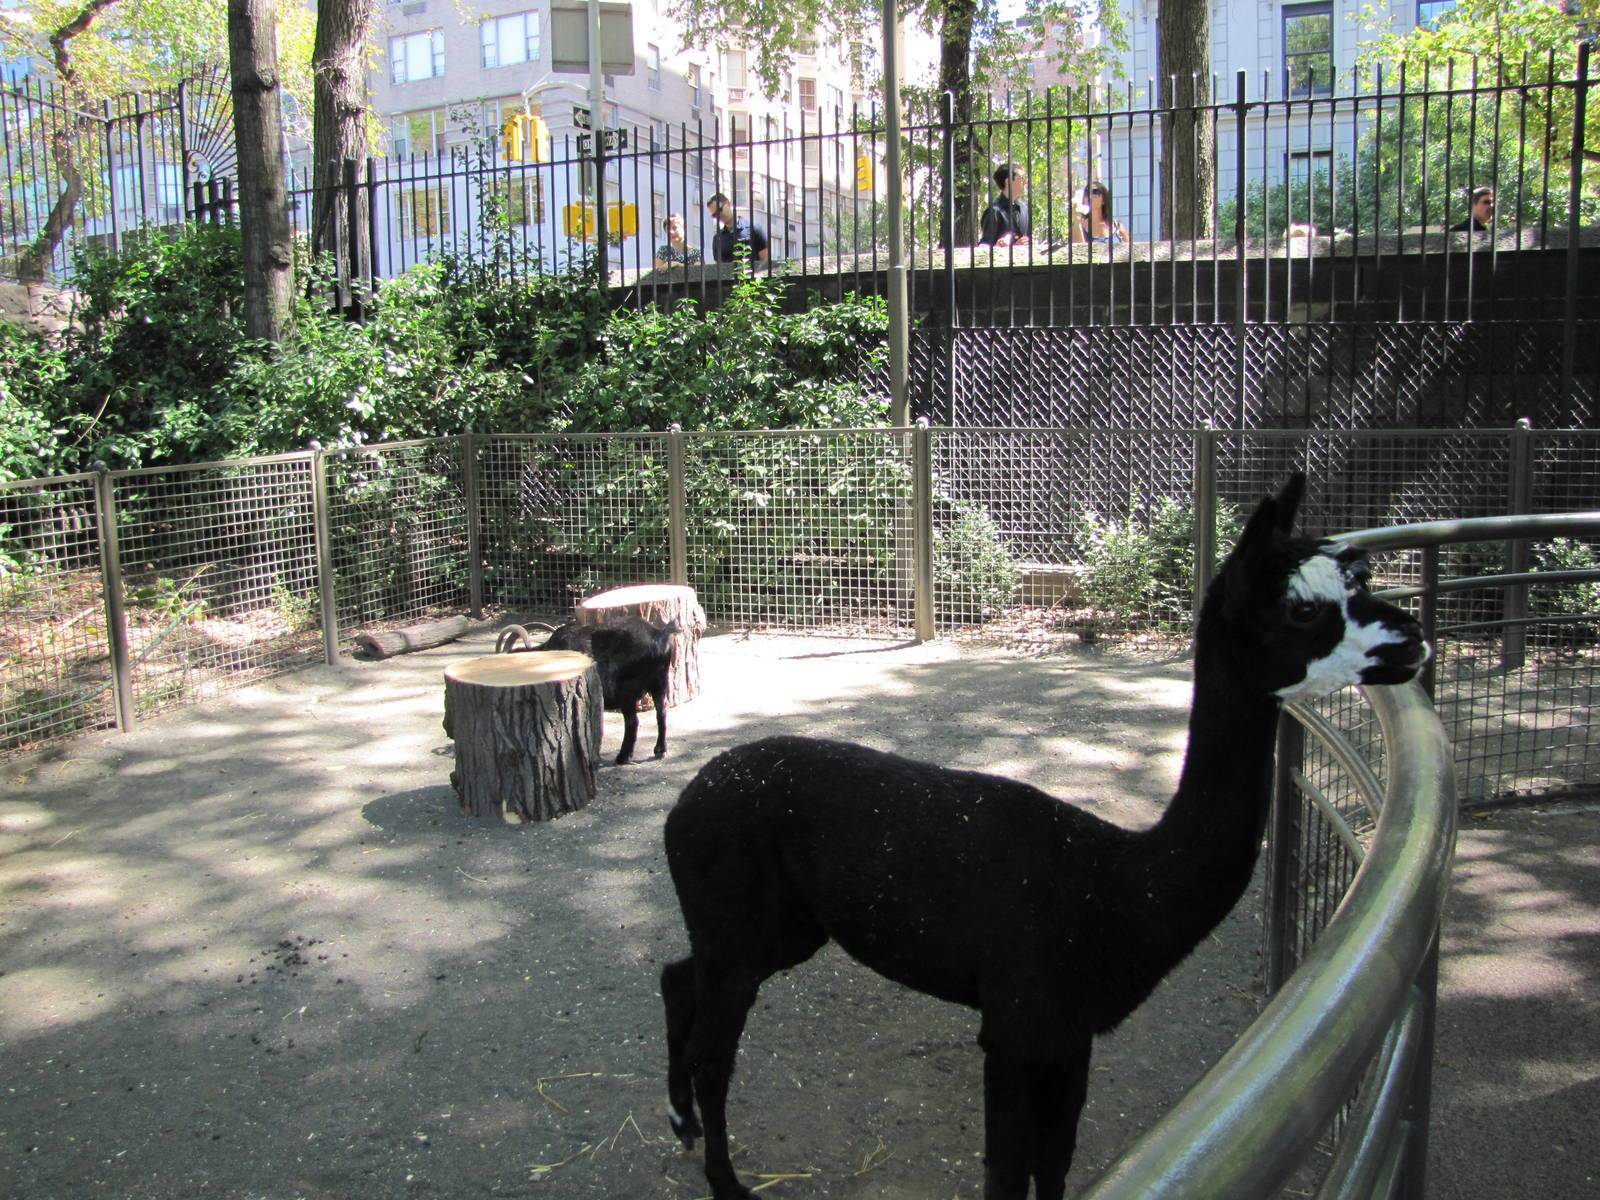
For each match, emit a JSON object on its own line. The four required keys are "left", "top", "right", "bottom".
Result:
{"left": 310, "top": 0, "right": 375, "bottom": 296}
{"left": 352, "top": 615, "right": 470, "bottom": 659}
{"left": 939, "top": 0, "right": 979, "bottom": 247}
{"left": 16, "top": 0, "right": 121, "bottom": 283}
{"left": 573, "top": 583, "right": 707, "bottom": 709}
{"left": 228, "top": 0, "right": 295, "bottom": 341}
{"left": 443, "top": 651, "right": 603, "bottom": 822}
{"left": 1157, "top": 0, "right": 1214, "bottom": 241}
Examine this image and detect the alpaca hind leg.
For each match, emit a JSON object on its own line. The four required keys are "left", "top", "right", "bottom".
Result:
{"left": 1027, "top": 1041, "right": 1092, "bottom": 1200}
{"left": 981, "top": 1052, "right": 1038, "bottom": 1200}
{"left": 651, "top": 685, "right": 668, "bottom": 757}
{"left": 615, "top": 707, "right": 639, "bottom": 764}
{"left": 660, "top": 957, "right": 702, "bottom": 1146}
{"left": 687, "top": 967, "right": 763, "bottom": 1200}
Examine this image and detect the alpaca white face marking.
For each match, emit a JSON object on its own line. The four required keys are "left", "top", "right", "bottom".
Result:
{"left": 1275, "top": 549, "right": 1419, "bottom": 701}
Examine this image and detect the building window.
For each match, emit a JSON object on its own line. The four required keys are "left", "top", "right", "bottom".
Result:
{"left": 390, "top": 30, "right": 445, "bottom": 84}
{"left": 722, "top": 49, "right": 746, "bottom": 89}
{"left": 828, "top": 84, "right": 844, "bottom": 116}
{"left": 648, "top": 43, "right": 661, "bottom": 89}
{"left": 494, "top": 176, "right": 543, "bottom": 226}
{"left": 1416, "top": 1, "right": 1456, "bottom": 27}
{"left": 730, "top": 110, "right": 751, "bottom": 146}
{"left": 155, "top": 162, "right": 184, "bottom": 211}
{"left": 798, "top": 77, "right": 817, "bottom": 111}
{"left": 1283, "top": 4, "right": 1333, "bottom": 98}
{"left": 394, "top": 109, "right": 449, "bottom": 157}
{"left": 688, "top": 63, "right": 702, "bottom": 108}
{"left": 803, "top": 139, "right": 820, "bottom": 170}
{"left": 481, "top": 12, "right": 540, "bottom": 69}
{"left": 399, "top": 187, "right": 451, "bottom": 238}
{"left": 797, "top": 35, "right": 818, "bottom": 57}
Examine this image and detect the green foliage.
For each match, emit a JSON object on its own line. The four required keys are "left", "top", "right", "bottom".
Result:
{"left": 1078, "top": 494, "right": 1245, "bottom": 630}
{"left": 0, "top": 324, "right": 70, "bottom": 483}
{"left": 1531, "top": 538, "right": 1600, "bottom": 619}
{"left": 934, "top": 500, "right": 1021, "bottom": 618}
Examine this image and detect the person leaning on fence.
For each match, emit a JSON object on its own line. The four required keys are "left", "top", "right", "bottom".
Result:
{"left": 978, "top": 163, "right": 1031, "bottom": 248}
{"left": 1072, "top": 180, "right": 1127, "bottom": 247}
{"left": 707, "top": 193, "right": 769, "bottom": 265}
{"left": 654, "top": 213, "right": 702, "bottom": 270}
{"left": 1451, "top": 186, "right": 1495, "bottom": 233}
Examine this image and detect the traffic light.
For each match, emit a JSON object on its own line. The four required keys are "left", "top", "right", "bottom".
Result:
{"left": 528, "top": 115, "right": 551, "bottom": 163}
{"left": 855, "top": 153, "right": 874, "bottom": 193}
{"left": 502, "top": 115, "right": 527, "bottom": 162}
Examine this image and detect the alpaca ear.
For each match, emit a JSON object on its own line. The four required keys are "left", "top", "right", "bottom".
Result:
{"left": 1272, "top": 472, "right": 1307, "bottom": 533}
{"left": 1235, "top": 490, "right": 1282, "bottom": 559}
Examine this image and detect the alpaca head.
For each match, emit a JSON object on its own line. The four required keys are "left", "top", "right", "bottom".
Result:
{"left": 1212, "top": 473, "right": 1430, "bottom": 701}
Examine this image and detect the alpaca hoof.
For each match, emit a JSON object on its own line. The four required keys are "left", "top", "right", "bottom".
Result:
{"left": 667, "top": 1108, "right": 701, "bottom": 1149}
{"left": 614, "top": 752, "right": 633, "bottom": 766}
{"left": 653, "top": 746, "right": 667, "bottom": 758}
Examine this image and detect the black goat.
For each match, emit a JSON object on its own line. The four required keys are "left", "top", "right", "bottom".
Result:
{"left": 497, "top": 617, "right": 681, "bottom": 764}
{"left": 658, "top": 475, "right": 1430, "bottom": 1199}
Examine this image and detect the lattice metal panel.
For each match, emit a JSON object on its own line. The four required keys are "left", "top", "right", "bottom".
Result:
{"left": 681, "top": 430, "right": 913, "bottom": 634}
{"left": 477, "top": 434, "right": 670, "bottom": 615}
{"left": 324, "top": 440, "right": 469, "bottom": 637}
{"left": 111, "top": 457, "right": 322, "bottom": 718}
{"left": 0, "top": 476, "right": 114, "bottom": 755}
{"left": 932, "top": 428, "right": 1201, "bottom": 637}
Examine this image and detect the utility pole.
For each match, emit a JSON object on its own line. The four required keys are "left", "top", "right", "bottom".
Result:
{"left": 587, "top": 0, "right": 608, "bottom": 278}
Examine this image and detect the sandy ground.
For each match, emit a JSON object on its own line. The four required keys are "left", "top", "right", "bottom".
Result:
{"left": 0, "top": 626, "right": 1593, "bottom": 1199}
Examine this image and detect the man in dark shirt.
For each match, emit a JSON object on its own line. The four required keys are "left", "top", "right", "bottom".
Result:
{"left": 979, "top": 163, "right": 1031, "bottom": 247}
{"left": 707, "top": 193, "right": 770, "bottom": 265}
{"left": 1451, "top": 186, "right": 1495, "bottom": 232}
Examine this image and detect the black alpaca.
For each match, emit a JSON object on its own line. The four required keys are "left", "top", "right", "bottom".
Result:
{"left": 498, "top": 617, "right": 681, "bottom": 764}
{"left": 658, "top": 475, "right": 1429, "bottom": 1200}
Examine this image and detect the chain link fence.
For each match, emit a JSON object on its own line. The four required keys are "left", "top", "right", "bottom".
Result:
{"left": 2, "top": 427, "right": 1594, "bottom": 808}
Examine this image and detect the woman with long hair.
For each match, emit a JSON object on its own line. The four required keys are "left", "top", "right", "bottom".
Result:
{"left": 1072, "top": 180, "right": 1127, "bottom": 246}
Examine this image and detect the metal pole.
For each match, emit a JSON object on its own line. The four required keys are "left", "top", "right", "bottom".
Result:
{"left": 1503, "top": 418, "right": 1534, "bottom": 671}
{"left": 1232, "top": 72, "right": 1248, "bottom": 428}
{"left": 1560, "top": 42, "right": 1590, "bottom": 410}
{"left": 93, "top": 463, "right": 135, "bottom": 732}
{"left": 462, "top": 433, "right": 484, "bottom": 619}
{"left": 667, "top": 424, "right": 688, "bottom": 586}
{"left": 588, "top": 0, "right": 608, "bottom": 283}
{"left": 1264, "top": 711, "right": 1306, "bottom": 993}
{"left": 883, "top": 0, "right": 909, "bottom": 424}
{"left": 912, "top": 418, "right": 935, "bottom": 642}
{"left": 1193, "top": 420, "right": 1218, "bottom": 624}
{"left": 309, "top": 442, "right": 341, "bottom": 665}
{"left": 940, "top": 90, "right": 958, "bottom": 423}
{"left": 1395, "top": 940, "right": 1442, "bottom": 1200}
{"left": 1419, "top": 545, "right": 1439, "bottom": 700}
{"left": 343, "top": 157, "right": 363, "bottom": 319}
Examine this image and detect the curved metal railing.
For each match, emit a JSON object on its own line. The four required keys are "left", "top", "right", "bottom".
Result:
{"left": 1075, "top": 511, "right": 1600, "bottom": 1199}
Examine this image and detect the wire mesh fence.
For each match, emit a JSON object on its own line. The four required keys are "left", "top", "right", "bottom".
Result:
{"left": 1, "top": 427, "right": 1594, "bottom": 808}
{"left": 0, "top": 473, "right": 112, "bottom": 752}
{"left": 109, "top": 456, "right": 323, "bottom": 718}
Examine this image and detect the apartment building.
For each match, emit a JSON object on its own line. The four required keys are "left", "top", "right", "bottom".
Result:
{"left": 366, "top": 0, "right": 930, "bottom": 270}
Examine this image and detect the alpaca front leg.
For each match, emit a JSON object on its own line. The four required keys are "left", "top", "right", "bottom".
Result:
{"left": 687, "top": 969, "right": 762, "bottom": 1200}
{"left": 660, "top": 957, "right": 702, "bottom": 1147}
{"left": 982, "top": 1052, "right": 1037, "bottom": 1200}
{"left": 1027, "top": 1041, "right": 1092, "bottom": 1200}
{"left": 651, "top": 686, "right": 668, "bottom": 757}
{"left": 615, "top": 708, "right": 639, "bottom": 764}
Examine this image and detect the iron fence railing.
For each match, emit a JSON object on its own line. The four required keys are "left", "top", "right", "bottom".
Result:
{"left": 3, "top": 427, "right": 1595, "bottom": 813}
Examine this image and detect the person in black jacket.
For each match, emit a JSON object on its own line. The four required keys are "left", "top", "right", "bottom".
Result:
{"left": 978, "top": 163, "right": 1030, "bottom": 248}
{"left": 706, "top": 193, "right": 769, "bottom": 264}
{"left": 1451, "top": 186, "right": 1495, "bottom": 233}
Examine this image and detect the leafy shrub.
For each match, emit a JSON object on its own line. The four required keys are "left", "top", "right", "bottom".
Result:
{"left": 934, "top": 500, "right": 1020, "bottom": 619}
{"left": 1530, "top": 538, "right": 1600, "bottom": 619}
{"left": 0, "top": 324, "right": 70, "bottom": 482}
{"left": 1078, "top": 494, "right": 1244, "bottom": 630}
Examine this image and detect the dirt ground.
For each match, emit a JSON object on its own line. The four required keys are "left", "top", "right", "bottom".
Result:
{"left": 0, "top": 627, "right": 1271, "bottom": 1199}
{"left": 1, "top": 625, "right": 1593, "bottom": 1199}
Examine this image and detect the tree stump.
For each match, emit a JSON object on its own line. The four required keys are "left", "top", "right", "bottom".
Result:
{"left": 442, "top": 651, "right": 603, "bottom": 822}
{"left": 574, "top": 584, "right": 707, "bottom": 709}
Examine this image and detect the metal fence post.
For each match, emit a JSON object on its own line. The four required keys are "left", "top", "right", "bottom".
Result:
{"left": 1503, "top": 418, "right": 1534, "bottom": 671}
{"left": 462, "top": 433, "right": 484, "bottom": 619}
{"left": 309, "top": 443, "right": 340, "bottom": 665}
{"left": 940, "top": 90, "right": 958, "bottom": 419}
{"left": 667, "top": 424, "right": 688, "bottom": 586}
{"left": 1396, "top": 939, "right": 1443, "bottom": 1200}
{"left": 93, "top": 463, "right": 135, "bottom": 732}
{"left": 1420, "top": 545, "right": 1439, "bottom": 700}
{"left": 1232, "top": 71, "right": 1249, "bottom": 428}
{"left": 1193, "top": 421, "right": 1218, "bottom": 624}
{"left": 1561, "top": 42, "right": 1590, "bottom": 406}
{"left": 912, "top": 418, "right": 935, "bottom": 642}
{"left": 1264, "top": 710, "right": 1305, "bottom": 994}
{"left": 343, "top": 157, "right": 363, "bottom": 320}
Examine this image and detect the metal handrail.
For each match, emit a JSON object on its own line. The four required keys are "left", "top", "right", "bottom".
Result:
{"left": 1334, "top": 512, "right": 1600, "bottom": 552}
{"left": 1077, "top": 680, "right": 1454, "bottom": 1198}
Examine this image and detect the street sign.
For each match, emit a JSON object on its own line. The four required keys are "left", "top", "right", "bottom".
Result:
{"left": 550, "top": 2, "right": 636, "bottom": 75}
{"left": 573, "top": 105, "right": 591, "bottom": 130}
{"left": 576, "top": 129, "right": 628, "bottom": 155}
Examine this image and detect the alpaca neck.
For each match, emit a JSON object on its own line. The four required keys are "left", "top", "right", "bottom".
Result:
{"left": 1130, "top": 617, "right": 1282, "bottom": 978}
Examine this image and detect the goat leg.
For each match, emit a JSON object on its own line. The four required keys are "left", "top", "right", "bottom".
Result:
{"left": 616, "top": 708, "right": 639, "bottom": 764}
{"left": 652, "top": 686, "right": 668, "bottom": 757}
{"left": 661, "top": 957, "right": 702, "bottom": 1147}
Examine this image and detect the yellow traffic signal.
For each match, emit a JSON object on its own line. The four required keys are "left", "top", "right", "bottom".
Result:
{"left": 855, "top": 153, "right": 874, "bottom": 192}
{"left": 528, "top": 115, "right": 551, "bottom": 163}
{"left": 562, "top": 201, "right": 640, "bottom": 240}
{"left": 502, "top": 115, "right": 526, "bottom": 162}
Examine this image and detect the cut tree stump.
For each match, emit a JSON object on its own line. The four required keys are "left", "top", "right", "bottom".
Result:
{"left": 442, "top": 651, "right": 603, "bottom": 822}
{"left": 574, "top": 584, "right": 707, "bottom": 708}
{"left": 354, "top": 615, "right": 470, "bottom": 660}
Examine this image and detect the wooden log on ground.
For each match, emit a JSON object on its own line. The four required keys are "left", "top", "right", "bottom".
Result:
{"left": 442, "top": 651, "right": 603, "bottom": 822}
{"left": 354, "top": 615, "right": 470, "bottom": 660}
{"left": 574, "top": 584, "right": 707, "bottom": 708}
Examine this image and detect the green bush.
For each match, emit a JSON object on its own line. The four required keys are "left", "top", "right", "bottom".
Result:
{"left": 1530, "top": 538, "right": 1600, "bottom": 619}
{"left": 0, "top": 324, "right": 70, "bottom": 482}
{"left": 1078, "top": 494, "right": 1244, "bottom": 630}
{"left": 934, "top": 500, "right": 1021, "bottom": 619}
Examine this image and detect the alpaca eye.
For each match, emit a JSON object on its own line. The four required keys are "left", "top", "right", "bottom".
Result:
{"left": 1287, "top": 599, "right": 1323, "bottom": 626}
